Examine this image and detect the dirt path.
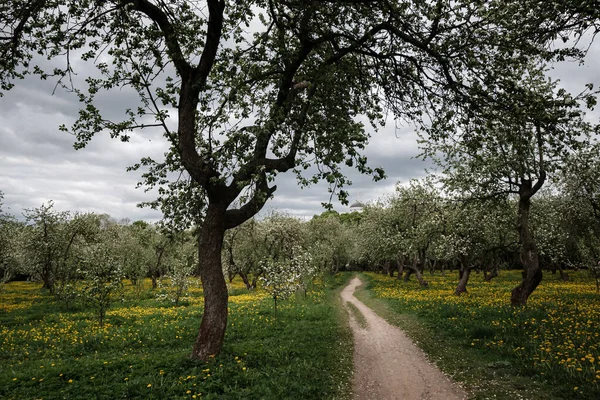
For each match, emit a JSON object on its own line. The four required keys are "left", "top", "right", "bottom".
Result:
{"left": 342, "top": 277, "right": 467, "bottom": 400}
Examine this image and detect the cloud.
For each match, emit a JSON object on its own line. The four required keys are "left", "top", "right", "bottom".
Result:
{"left": 1, "top": 35, "right": 598, "bottom": 223}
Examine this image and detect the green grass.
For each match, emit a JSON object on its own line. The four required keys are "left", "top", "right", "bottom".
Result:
{"left": 0, "top": 274, "right": 354, "bottom": 400}
{"left": 345, "top": 301, "right": 367, "bottom": 329}
{"left": 355, "top": 271, "right": 600, "bottom": 400}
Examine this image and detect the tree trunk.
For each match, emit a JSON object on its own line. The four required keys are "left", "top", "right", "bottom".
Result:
{"left": 430, "top": 258, "right": 437, "bottom": 275}
{"left": 484, "top": 256, "right": 499, "bottom": 281}
{"left": 397, "top": 256, "right": 404, "bottom": 280}
{"left": 151, "top": 246, "right": 166, "bottom": 289}
{"left": 455, "top": 265, "right": 471, "bottom": 295}
{"left": 250, "top": 272, "right": 261, "bottom": 290}
{"left": 556, "top": 262, "right": 569, "bottom": 281}
{"left": 511, "top": 192, "right": 543, "bottom": 306}
{"left": 191, "top": 204, "right": 228, "bottom": 361}
{"left": 239, "top": 271, "right": 252, "bottom": 289}
{"left": 413, "top": 267, "right": 429, "bottom": 287}
{"left": 484, "top": 263, "right": 499, "bottom": 281}
{"left": 408, "top": 255, "right": 428, "bottom": 287}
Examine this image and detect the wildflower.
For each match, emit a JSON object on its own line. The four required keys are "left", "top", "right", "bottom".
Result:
{"left": 147, "top": 384, "right": 152, "bottom": 388}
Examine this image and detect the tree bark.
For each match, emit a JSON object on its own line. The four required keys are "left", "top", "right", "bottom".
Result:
{"left": 396, "top": 256, "right": 404, "bottom": 280}
{"left": 511, "top": 188, "right": 543, "bottom": 306}
{"left": 430, "top": 258, "right": 437, "bottom": 275}
{"left": 238, "top": 271, "right": 252, "bottom": 289}
{"left": 455, "top": 264, "right": 471, "bottom": 295}
{"left": 484, "top": 263, "right": 499, "bottom": 281}
{"left": 250, "top": 273, "right": 261, "bottom": 290}
{"left": 414, "top": 267, "right": 429, "bottom": 287}
{"left": 556, "top": 262, "right": 569, "bottom": 281}
{"left": 191, "top": 204, "right": 228, "bottom": 361}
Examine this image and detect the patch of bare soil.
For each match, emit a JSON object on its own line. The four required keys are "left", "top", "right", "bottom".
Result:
{"left": 341, "top": 277, "right": 468, "bottom": 400}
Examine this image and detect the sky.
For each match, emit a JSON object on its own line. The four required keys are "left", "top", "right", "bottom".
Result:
{"left": 1, "top": 26, "right": 599, "bottom": 223}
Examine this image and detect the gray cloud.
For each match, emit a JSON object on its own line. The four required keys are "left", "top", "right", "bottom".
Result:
{"left": 1, "top": 38, "right": 598, "bottom": 223}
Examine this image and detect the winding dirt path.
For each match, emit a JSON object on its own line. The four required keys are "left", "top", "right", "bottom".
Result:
{"left": 342, "top": 277, "right": 467, "bottom": 400}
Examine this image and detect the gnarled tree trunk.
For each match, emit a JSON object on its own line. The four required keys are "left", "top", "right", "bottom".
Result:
{"left": 191, "top": 204, "right": 228, "bottom": 360}
{"left": 556, "top": 262, "right": 569, "bottom": 281}
{"left": 511, "top": 180, "right": 543, "bottom": 306}
{"left": 407, "top": 255, "right": 428, "bottom": 287}
{"left": 397, "top": 256, "right": 405, "bottom": 280}
{"left": 238, "top": 271, "right": 252, "bottom": 289}
{"left": 455, "top": 262, "right": 471, "bottom": 295}
{"left": 413, "top": 267, "right": 429, "bottom": 287}
{"left": 484, "top": 263, "right": 499, "bottom": 281}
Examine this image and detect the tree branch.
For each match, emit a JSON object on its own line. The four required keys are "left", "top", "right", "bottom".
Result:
{"left": 224, "top": 175, "right": 277, "bottom": 229}
{"left": 125, "top": 0, "right": 192, "bottom": 77}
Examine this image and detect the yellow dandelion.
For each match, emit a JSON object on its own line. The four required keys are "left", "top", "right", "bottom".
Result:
{"left": 147, "top": 384, "right": 152, "bottom": 388}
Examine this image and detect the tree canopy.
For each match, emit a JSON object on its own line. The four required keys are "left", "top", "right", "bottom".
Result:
{"left": 2, "top": 0, "right": 598, "bottom": 359}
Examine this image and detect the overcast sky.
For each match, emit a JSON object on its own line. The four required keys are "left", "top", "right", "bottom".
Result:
{"left": 1, "top": 31, "right": 599, "bottom": 223}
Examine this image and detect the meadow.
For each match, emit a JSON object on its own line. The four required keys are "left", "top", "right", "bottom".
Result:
{"left": 0, "top": 275, "right": 353, "bottom": 400}
{"left": 3, "top": 270, "right": 599, "bottom": 400}
{"left": 357, "top": 270, "right": 600, "bottom": 399}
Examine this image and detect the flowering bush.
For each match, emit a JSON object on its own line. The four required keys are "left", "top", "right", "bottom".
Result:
{"left": 156, "top": 258, "right": 195, "bottom": 305}
{"left": 76, "top": 245, "right": 125, "bottom": 327}
{"left": 259, "top": 247, "right": 316, "bottom": 315}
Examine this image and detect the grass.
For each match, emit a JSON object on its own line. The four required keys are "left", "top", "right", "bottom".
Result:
{"left": 345, "top": 301, "right": 367, "bottom": 329}
{"left": 0, "top": 273, "right": 354, "bottom": 400}
{"left": 355, "top": 270, "right": 600, "bottom": 400}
